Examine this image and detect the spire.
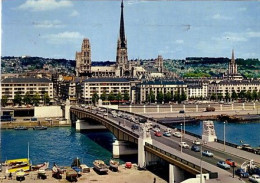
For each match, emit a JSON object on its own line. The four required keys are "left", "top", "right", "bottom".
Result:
{"left": 231, "top": 49, "right": 235, "bottom": 63}
{"left": 119, "top": 0, "right": 126, "bottom": 48}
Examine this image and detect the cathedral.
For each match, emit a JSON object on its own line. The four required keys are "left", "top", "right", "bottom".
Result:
{"left": 75, "top": 0, "right": 168, "bottom": 79}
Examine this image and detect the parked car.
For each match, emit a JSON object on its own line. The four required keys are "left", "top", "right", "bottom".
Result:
{"left": 163, "top": 131, "right": 171, "bottom": 137}
{"left": 154, "top": 131, "right": 162, "bottom": 137}
{"left": 235, "top": 168, "right": 249, "bottom": 178}
{"left": 173, "top": 132, "right": 182, "bottom": 138}
{"left": 217, "top": 161, "right": 231, "bottom": 169}
{"left": 131, "top": 124, "right": 139, "bottom": 130}
{"left": 179, "top": 142, "right": 189, "bottom": 148}
{"left": 249, "top": 174, "right": 260, "bottom": 183}
{"left": 192, "top": 139, "right": 201, "bottom": 145}
{"left": 179, "top": 110, "right": 185, "bottom": 113}
{"left": 139, "top": 118, "right": 147, "bottom": 123}
{"left": 153, "top": 128, "right": 160, "bottom": 132}
{"left": 225, "top": 159, "right": 236, "bottom": 167}
{"left": 202, "top": 150, "right": 214, "bottom": 157}
{"left": 191, "top": 145, "right": 200, "bottom": 152}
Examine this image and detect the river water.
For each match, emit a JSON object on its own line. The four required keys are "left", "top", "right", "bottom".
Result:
{"left": 1, "top": 121, "right": 259, "bottom": 166}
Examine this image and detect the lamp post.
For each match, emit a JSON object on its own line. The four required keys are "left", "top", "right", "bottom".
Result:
{"left": 180, "top": 123, "right": 183, "bottom": 153}
{"left": 200, "top": 141, "right": 203, "bottom": 183}
{"left": 184, "top": 112, "right": 186, "bottom": 136}
{"left": 224, "top": 121, "right": 226, "bottom": 152}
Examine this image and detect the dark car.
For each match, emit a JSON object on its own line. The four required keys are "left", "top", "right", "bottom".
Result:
{"left": 179, "top": 110, "right": 185, "bottom": 113}
{"left": 191, "top": 145, "right": 200, "bottom": 152}
{"left": 235, "top": 168, "right": 249, "bottom": 178}
{"left": 139, "top": 118, "right": 147, "bottom": 123}
{"left": 131, "top": 124, "right": 139, "bottom": 130}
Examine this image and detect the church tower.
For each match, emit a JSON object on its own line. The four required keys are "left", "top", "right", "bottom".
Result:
{"left": 228, "top": 49, "right": 237, "bottom": 76}
{"left": 116, "top": 0, "right": 129, "bottom": 77}
{"left": 76, "top": 38, "right": 91, "bottom": 77}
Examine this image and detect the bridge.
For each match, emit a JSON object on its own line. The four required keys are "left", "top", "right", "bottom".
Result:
{"left": 70, "top": 105, "right": 259, "bottom": 183}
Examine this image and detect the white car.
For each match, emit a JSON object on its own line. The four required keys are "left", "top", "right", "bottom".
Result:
{"left": 153, "top": 128, "right": 160, "bottom": 132}
{"left": 249, "top": 174, "right": 260, "bottom": 183}
{"left": 202, "top": 150, "right": 214, "bottom": 157}
{"left": 193, "top": 139, "right": 201, "bottom": 145}
{"left": 173, "top": 132, "right": 182, "bottom": 138}
{"left": 179, "top": 142, "right": 189, "bottom": 148}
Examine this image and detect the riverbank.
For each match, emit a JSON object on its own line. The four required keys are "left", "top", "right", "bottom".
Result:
{"left": 0, "top": 164, "right": 166, "bottom": 183}
{"left": 1, "top": 120, "right": 70, "bottom": 129}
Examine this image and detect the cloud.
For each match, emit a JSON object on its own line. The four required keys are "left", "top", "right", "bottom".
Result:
{"left": 212, "top": 14, "right": 232, "bottom": 20}
{"left": 70, "top": 10, "right": 79, "bottom": 17}
{"left": 18, "top": 0, "right": 73, "bottom": 11}
{"left": 246, "top": 31, "right": 260, "bottom": 38}
{"left": 43, "top": 31, "right": 83, "bottom": 44}
{"left": 33, "top": 20, "right": 65, "bottom": 28}
{"left": 175, "top": 40, "right": 184, "bottom": 44}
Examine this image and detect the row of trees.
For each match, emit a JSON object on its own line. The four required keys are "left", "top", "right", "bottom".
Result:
{"left": 1, "top": 92, "right": 50, "bottom": 107}
{"left": 210, "top": 90, "right": 260, "bottom": 101}
{"left": 147, "top": 91, "right": 187, "bottom": 104}
{"left": 92, "top": 91, "right": 130, "bottom": 104}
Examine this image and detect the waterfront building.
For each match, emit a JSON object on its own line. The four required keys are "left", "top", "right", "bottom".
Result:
{"left": 186, "top": 82, "right": 208, "bottom": 99}
{"left": 80, "top": 78, "right": 131, "bottom": 103}
{"left": 135, "top": 80, "right": 187, "bottom": 103}
{"left": 1, "top": 77, "right": 53, "bottom": 104}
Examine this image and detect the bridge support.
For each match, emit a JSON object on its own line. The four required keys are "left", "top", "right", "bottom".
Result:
{"left": 112, "top": 140, "right": 137, "bottom": 158}
{"left": 138, "top": 124, "right": 152, "bottom": 168}
{"left": 169, "top": 164, "right": 175, "bottom": 183}
{"left": 65, "top": 99, "right": 71, "bottom": 124}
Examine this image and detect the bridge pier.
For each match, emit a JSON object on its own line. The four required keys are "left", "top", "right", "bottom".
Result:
{"left": 65, "top": 99, "right": 71, "bottom": 124}
{"left": 112, "top": 140, "right": 137, "bottom": 158}
{"left": 138, "top": 125, "right": 152, "bottom": 168}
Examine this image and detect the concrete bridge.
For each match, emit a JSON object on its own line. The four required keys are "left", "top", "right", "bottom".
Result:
{"left": 69, "top": 105, "right": 256, "bottom": 183}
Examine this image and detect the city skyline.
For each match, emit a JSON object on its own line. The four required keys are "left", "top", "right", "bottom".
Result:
{"left": 2, "top": 0, "right": 260, "bottom": 60}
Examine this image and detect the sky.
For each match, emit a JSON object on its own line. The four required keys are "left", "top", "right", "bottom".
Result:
{"left": 1, "top": 0, "right": 260, "bottom": 61}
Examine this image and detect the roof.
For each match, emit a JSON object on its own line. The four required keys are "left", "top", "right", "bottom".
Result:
{"left": 213, "top": 80, "right": 260, "bottom": 85}
{"left": 2, "top": 77, "right": 52, "bottom": 83}
{"left": 141, "top": 80, "right": 186, "bottom": 85}
{"left": 83, "top": 78, "right": 130, "bottom": 83}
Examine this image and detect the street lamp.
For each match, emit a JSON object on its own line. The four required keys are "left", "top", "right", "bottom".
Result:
{"left": 180, "top": 123, "right": 183, "bottom": 153}
{"left": 200, "top": 141, "right": 203, "bottom": 183}
{"left": 184, "top": 112, "right": 186, "bottom": 136}
{"left": 224, "top": 121, "right": 226, "bottom": 151}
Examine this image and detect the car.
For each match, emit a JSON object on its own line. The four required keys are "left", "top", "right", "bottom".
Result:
{"left": 163, "top": 131, "right": 171, "bottom": 137}
{"left": 235, "top": 168, "right": 249, "bottom": 178}
{"left": 153, "top": 128, "right": 160, "bottom": 132}
{"left": 179, "top": 142, "right": 189, "bottom": 148}
{"left": 173, "top": 132, "right": 182, "bottom": 138}
{"left": 192, "top": 139, "right": 201, "bottom": 145}
{"left": 191, "top": 145, "right": 200, "bottom": 152}
{"left": 249, "top": 168, "right": 260, "bottom": 176}
{"left": 154, "top": 131, "right": 162, "bottom": 137}
{"left": 217, "top": 161, "right": 231, "bottom": 169}
{"left": 202, "top": 150, "right": 214, "bottom": 157}
{"left": 131, "top": 124, "right": 139, "bottom": 130}
{"left": 225, "top": 159, "right": 236, "bottom": 167}
{"left": 249, "top": 174, "right": 260, "bottom": 183}
{"left": 179, "top": 110, "right": 185, "bottom": 113}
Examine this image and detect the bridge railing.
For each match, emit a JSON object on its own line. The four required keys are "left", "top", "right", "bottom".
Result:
{"left": 145, "top": 142, "right": 218, "bottom": 179}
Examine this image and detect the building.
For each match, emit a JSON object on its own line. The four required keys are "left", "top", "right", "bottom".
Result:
{"left": 136, "top": 80, "right": 187, "bottom": 103}
{"left": 225, "top": 50, "right": 243, "bottom": 80}
{"left": 75, "top": 0, "right": 171, "bottom": 79}
{"left": 187, "top": 82, "right": 208, "bottom": 99}
{"left": 81, "top": 78, "right": 131, "bottom": 103}
{"left": 1, "top": 78, "right": 53, "bottom": 104}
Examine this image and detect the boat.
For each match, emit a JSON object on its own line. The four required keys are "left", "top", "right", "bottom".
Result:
{"left": 32, "top": 162, "right": 49, "bottom": 171}
{"left": 16, "top": 169, "right": 25, "bottom": 181}
{"left": 66, "top": 167, "right": 78, "bottom": 182}
{"left": 71, "top": 157, "right": 81, "bottom": 175}
{"left": 5, "top": 158, "right": 30, "bottom": 173}
{"left": 14, "top": 126, "right": 28, "bottom": 130}
{"left": 109, "top": 159, "right": 119, "bottom": 172}
{"left": 93, "top": 160, "right": 109, "bottom": 174}
{"left": 37, "top": 169, "right": 47, "bottom": 179}
{"left": 52, "top": 163, "right": 64, "bottom": 179}
{"left": 80, "top": 164, "right": 90, "bottom": 173}
{"left": 33, "top": 126, "right": 47, "bottom": 130}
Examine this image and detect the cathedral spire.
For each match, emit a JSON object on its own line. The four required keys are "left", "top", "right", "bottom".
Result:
{"left": 231, "top": 49, "right": 235, "bottom": 63}
{"left": 119, "top": 0, "right": 126, "bottom": 48}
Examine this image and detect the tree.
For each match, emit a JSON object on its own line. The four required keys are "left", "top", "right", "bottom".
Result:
{"left": 157, "top": 91, "right": 164, "bottom": 104}
{"left": 252, "top": 90, "right": 258, "bottom": 101}
{"left": 92, "top": 92, "right": 99, "bottom": 105}
{"left": 173, "top": 91, "right": 180, "bottom": 102}
{"left": 225, "top": 91, "right": 230, "bottom": 102}
{"left": 231, "top": 91, "right": 238, "bottom": 101}
{"left": 217, "top": 93, "right": 223, "bottom": 101}
{"left": 147, "top": 91, "right": 155, "bottom": 103}
{"left": 239, "top": 90, "right": 246, "bottom": 99}
{"left": 180, "top": 90, "right": 187, "bottom": 102}
{"left": 258, "top": 90, "right": 260, "bottom": 100}
{"left": 100, "top": 91, "right": 107, "bottom": 101}
{"left": 23, "top": 92, "right": 32, "bottom": 104}
{"left": 1, "top": 95, "right": 8, "bottom": 107}
{"left": 116, "top": 92, "right": 122, "bottom": 102}
{"left": 43, "top": 93, "right": 50, "bottom": 105}
{"left": 210, "top": 93, "right": 216, "bottom": 101}
{"left": 108, "top": 92, "right": 115, "bottom": 101}
{"left": 246, "top": 90, "right": 252, "bottom": 101}
{"left": 164, "top": 92, "right": 172, "bottom": 103}
{"left": 14, "top": 93, "right": 22, "bottom": 106}
{"left": 32, "top": 93, "right": 41, "bottom": 106}
{"left": 123, "top": 91, "right": 130, "bottom": 101}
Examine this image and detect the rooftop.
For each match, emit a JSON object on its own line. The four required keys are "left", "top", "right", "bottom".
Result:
{"left": 83, "top": 78, "right": 130, "bottom": 83}
{"left": 2, "top": 77, "right": 52, "bottom": 83}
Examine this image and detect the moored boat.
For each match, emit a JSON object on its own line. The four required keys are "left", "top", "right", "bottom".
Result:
{"left": 14, "top": 126, "right": 28, "bottom": 130}
{"left": 37, "top": 169, "right": 47, "bottom": 179}
{"left": 52, "top": 163, "right": 64, "bottom": 179}
{"left": 16, "top": 170, "right": 25, "bottom": 181}
{"left": 66, "top": 167, "right": 78, "bottom": 182}
{"left": 93, "top": 160, "right": 109, "bottom": 174}
{"left": 109, "top": 159, "right": 119, "bottom": 172}
{"left": 32, "top": 162, "right": 49, "bottom": 171}
{"left": 33, "top": 126, "right": 47, "bottom": 130}
{"left": 6, "top": 158, "right": 30, "bottom": 173}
